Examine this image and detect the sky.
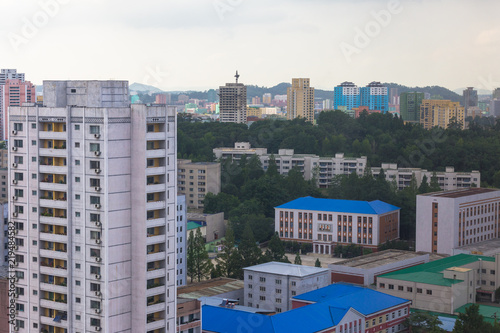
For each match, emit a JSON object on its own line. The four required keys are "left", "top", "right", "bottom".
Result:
{"left": 1, "top": 0, "right": 500, "bottom": 92}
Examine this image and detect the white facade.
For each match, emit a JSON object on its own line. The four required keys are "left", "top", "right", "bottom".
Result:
{"left": 176, "top": 195, "right": 186, "bottom": 287}
{"left": 0, "top": 69, "right": 25, "bottom": 85}
{"left": 213, "top": 143, "right": 367, "bottom": 187}
{"left": 372, "top": 164, "right": 481, "bottom": 191}
{"left": 0, "top": 200, "right": 7, "bottom": 265}
{"left": 243, "top": 262, "right": 329, "bottom": 312}
{"left": 416, "top": 188, "right": 500, "bottom": 255}
{"left": 8, "top": 80, "right": 176, "bottom": 333}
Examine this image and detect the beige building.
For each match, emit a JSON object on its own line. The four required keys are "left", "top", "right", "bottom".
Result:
{"left": 377, "top": 253, "right": 500, "bottom": 314}
{"left": 0, "top": 147, "right": 7, "bottom": 168}
{"left": 287, "top": 78, "right": 315, "bottom": 123}
{"left": 219, "top": 72, "right": 247, "bottom": 124}
{"left": 420, "top": 99, "right": 465, "bottom": 129}
{"left": 416, "top": 188, "right": 500, "bottom": 256}
{"left": 178, "top": 159, "right": 221, "bottom": 209}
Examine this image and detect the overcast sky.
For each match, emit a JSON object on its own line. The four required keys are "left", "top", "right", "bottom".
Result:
{"left": 1, "top": 0, "right": 499, "bottom": 92}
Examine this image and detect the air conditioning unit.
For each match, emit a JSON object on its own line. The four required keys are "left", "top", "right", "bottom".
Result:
{"left": 95, "top": 257, "right": 102, "bottom": 262}
{"left": 95, "top": 221, "right": 102, "bottom": 227}
{"left": 95, "top": 291, "right": 101, "bottom": 296}
{"left": 11, "top": 130, "right": 17, "bottom": 135}
{"left": 94, "top": 169, "right": 101, "bottom": 174}
{"left": 14, "top": 245, "right": 18, "bottom": 250}
{"left": 12, "top": 196, "right": 18, "bottom": 201}
{"left": 94, "top": 204, "right": 101, "bottom": 209}
{"left": 95, "top": 239, "right": 102, "bottom": 245}
{"left": 95, "top": 186, "right": 101, "bottom": 191}
{"left": 95, "top": 274, "right": 101, "bottom": 280}
{"left": 94, "top": 134, "right": 101, "bottom": 139}
{"left": 12, "top": 212, "right": 18, "bottom": 217}
{"left": 14, "top": 310, "right": 19, "bottom": 315}
{"left": 13, "top": 229, "right": 18, "bottom": 235}
{"left": 12, "top": 146, "right": 17, "bottom": 151}
{"left": 13, "top": 293, "right": 18, "bottom": 298}
{"left": 95, "top": 308, "right": 102, "bottom": 314}
{"left": 13, "top": 327, "right": 19, "bottom": 332}
{"left": 12, "top": 179, "right": 18, "bottom": 184}
{"left": 94, "top": 151, "right": 101, "bottom": 156}
{"left": 12, "top": 163, "right": 17, "bottom": 168}
{"left": 13, "top": 262, "right": 18, "bottom": 267}
{"left": 95, "top": 327, "right": 102, "bottom": 332}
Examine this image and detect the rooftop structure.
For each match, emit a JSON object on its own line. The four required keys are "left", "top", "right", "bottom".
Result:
{"left": 177, "top": 278, "right": 244, "bottom": 300}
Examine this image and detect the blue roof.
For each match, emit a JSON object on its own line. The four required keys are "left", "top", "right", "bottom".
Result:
{"left": 275, "top": 197, "right": 399, "bottom": 215}
{"left": 202, "top": 284, "right": 411, "bottom": 333}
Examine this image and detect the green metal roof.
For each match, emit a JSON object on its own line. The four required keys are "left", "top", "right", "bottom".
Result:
{"left": 455, "top": 303, "right": 500, "bottom": 324}
{"left": 379, "top": 254, "right": 495, "bottom": 286}
{"left": 187, "top": 221, "right": 202, "bottom": 231}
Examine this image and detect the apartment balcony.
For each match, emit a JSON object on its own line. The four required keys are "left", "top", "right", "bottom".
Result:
{"left": 40, "top": 198, "right": 67, "bottom": 210}
{"left": 146, "top": 319, "right": 166, "bottom": 331}
{"left": 39, "top": 232, "right": 68, "bottom": 243}
{"left": 39, "top": 131, "right": 67, "bottom": 140}
{"left": 39, "top": 148, "right": 67, "bottom": 158}
{"left": 146, "top": 218, "right": 166, "bottom": 228}
{"left": 40, "top": 249, "right": 68, "bottom": 261}
{"left": 146, "top": 301, "right": 166, "bottom": 314}
{"left": 40, "top": 215, "right": 67, "bottom": 226}
{"left": 40, "top": 182, "right": 67, "bottom": 192}
{"left": 147, "top": 268, "right": 166, "bottom": 280}
{"left": 40, "top": 299, "right": 68, "bottom": 312}
{"left": 40, "top": 266, "right": 68, "bottom": 277}
{"left": 146, "top": 166, "right": 166, "bottom": 176}
{"left": 146, "top": 200, "right": 166, "bottom": 210}
{"left": 147, "top": 234, "right": 166, "bottom": 246}
{"left": 146, "top": 183, "right": 166, "bottom": 193}
{"left": 40, "top": 282, "right": 68, "bottom": 294}
{"left": 178, "top": 320, "right": 201, "bottom": 332}
{"left": 147, "top": 251, "right": 166, "bottom": 262}
{"left": 146, "top": 149, "right": 166, "bottom": 158}
{"left": 146, "top": 132, "right": 166, "bottom": 141}
{"left": 39, "top": 165, "right": 67, "bottom": 174}
{"left": 146, "top": 285, "right": 166, "bottom": 297}
{"left": 40, "top": 315, "right": 68, "bottom": 329}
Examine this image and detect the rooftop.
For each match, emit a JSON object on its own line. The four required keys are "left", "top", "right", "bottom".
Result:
{"left": 455, "top": 304, "right": 500, "bottom": 324}
{"left": 455, "top": 238, "right": 500, "bottom": 256}
{"left": 379, "top": 253, "right": 494, "bottom": 286}
{"left": 177, "top": 278, "right": 244, "bottom": 299}
{"left": 330, "top": 250, "right": 429, "bottom": 269}
{"left": 420, "top": 188, "right": 498, "bottom": 199}
{"left": 243, "top": 261, "right": 329, "bottom": 277}
{"left": 275, "top": 196, "right": 400, "bottom": 215}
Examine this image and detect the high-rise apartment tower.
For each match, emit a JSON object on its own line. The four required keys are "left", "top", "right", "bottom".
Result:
{"left": 287, "top": 78, "right": 315, "bottom": 123}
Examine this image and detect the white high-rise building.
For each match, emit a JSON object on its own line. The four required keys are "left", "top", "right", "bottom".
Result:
{"left": 176, "top": 195, "right": 186, "bottom": 287}
{"left": 8, "top": 80, "right": 177, "bottom": 333}
{"left": 218, "top": 71, "right": 247, "bottom": 124}
{"left": 0, "top": 69, "right": 25, "bottom": 85}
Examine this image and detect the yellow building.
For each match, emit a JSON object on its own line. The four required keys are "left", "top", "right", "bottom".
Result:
{"left": 420, "top": 100, "right": 465, "bottom": 129}
{"left": 287, "top": 78, "right": 315, "bottom": 123}
{"left": 246, "top": 106, "right": 262, "bottom": 118}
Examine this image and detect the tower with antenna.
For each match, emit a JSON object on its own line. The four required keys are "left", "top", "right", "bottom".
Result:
{"left": 219, "top": 71, "right": 247, "bottom": 123}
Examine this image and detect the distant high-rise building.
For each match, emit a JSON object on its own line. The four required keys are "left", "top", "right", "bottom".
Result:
{"left": 287, "top": 78, "right": 315, "bottom": 122}
{"left": 389, "top": 87, "right": 399, "bottom": 105}
{"left": 219, "top": 71, "right": 247, "bottom": 123}
{"left": 490, "top": 99, "right": 500, "bottom": 118}
{"left": 492, "top": 88, "right": 500, "bottom": 100}
{"left": 154, "top": 93, "right": 170, "bottom": 104}
{"left": 9, "top": 80, "right": 177, "bottom": 332}
{"left": 400, "top": 92, "right": 424, "bottom": 122}
{"left": 251, "top": 96, "right": 261, "bottom": 105}
{"left": 176, "top": 195, "right": 187, "bottom": 287}
{"left": 463, "top": 87, "right": 478, "bottom": 113}
{"left": 424, "top": 92, "right": 431, "bottom": 100}
{"left": 0, "top": 69, "right": 25, "bottom": 85}
{"left": 334, "top": 82, "right": 360, "bottom": 110}
{"left": 420, "top": 99, "right": 465, "bottom": 129}
{"left": 323, "top": 99, "right": 333, "bottom": 110}
{"left": 262, "top": 93, "right": 272, "bottom": 105}
{"left": 361, "top": 82, "right": 389, "bottom": 113}
{"left": 1, "top": 78, "right": 35, "bottom": 141}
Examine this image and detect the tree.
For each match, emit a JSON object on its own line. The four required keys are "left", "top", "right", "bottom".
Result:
{"left": 405, "top": 312, "right": 445, "bottom": 333}
{"left": 294, "top": 253, "right": 302, "bottom": 265}
{"left": 238, "top": 223, "right": 262, "bottom": 273}
{"left": 429, "top": 172, "right": 441, "bottom": 192}
{"left": 315, "top": 258, "right": 322, "bottom": 267}
{"left": 418, "top": 174, "right": 431, "bottom": 194}
{"left": 266, "top": 232, "right": 289, "bottom": 263}
{"left": 215, "top": 225, "right": 240, "bottom": 278}
{"left": 453, "top": 304, "right": 487, "bottom": 333}
{"left": 187, "top": 229, "right": 213, "bottom": 282}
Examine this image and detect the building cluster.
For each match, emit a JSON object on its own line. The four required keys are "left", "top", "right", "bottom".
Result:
{"left": 213, "top": 142, "right": 481, "bottom": 190}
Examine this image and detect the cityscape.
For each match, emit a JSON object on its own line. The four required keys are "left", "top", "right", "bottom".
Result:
{"left": 1, "top": 1, "right": 500, "bottom": 333}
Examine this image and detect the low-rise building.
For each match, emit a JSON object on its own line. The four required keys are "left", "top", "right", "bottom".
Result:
{"left": 177, "top": 298, "right": 201, "bottom": 333}
{"left": 372, "top": 164, "right": 480, "bottom": 190}
{"left": 329, "top": 249, "right": 430, "bottom": 286}
{"left": 187, "top": 212, "right": 225, "bottom": 243}
{"left": 275, "top": 196, "right": 400, "bottom": 253}
{"left": 243, "top": 261, "right": 329, "bottom": 312}
{"left": 178, "top": 277, "right": 245, "bottom": 302}
{"left": 416, "top": 188, "right": 500, "bottom": 255}
{"left": 177, "top": 159, "right": 221, "bottom": 209}
{"left": 377, "top": 253, "right": 500, "bottom": 314}
{"left": 202, "top": 283, "right": 411, "bottom": 333}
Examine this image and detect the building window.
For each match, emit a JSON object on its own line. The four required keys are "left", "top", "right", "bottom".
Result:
{"left": 427, "top": 290, "right": 432, "bottom": 295}
{"left": 417, "top": 288, "right": 422, "bottom": 294}
{"left": 379, "top": 283, "right": 385, "bottom": 289}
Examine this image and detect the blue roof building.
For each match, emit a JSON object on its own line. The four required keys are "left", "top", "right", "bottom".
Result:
{"left": 202, "top": 283, "right": 411, "bottom": 333}
{"left": 275, "top": 197, "right": 400, "bottom": 254}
